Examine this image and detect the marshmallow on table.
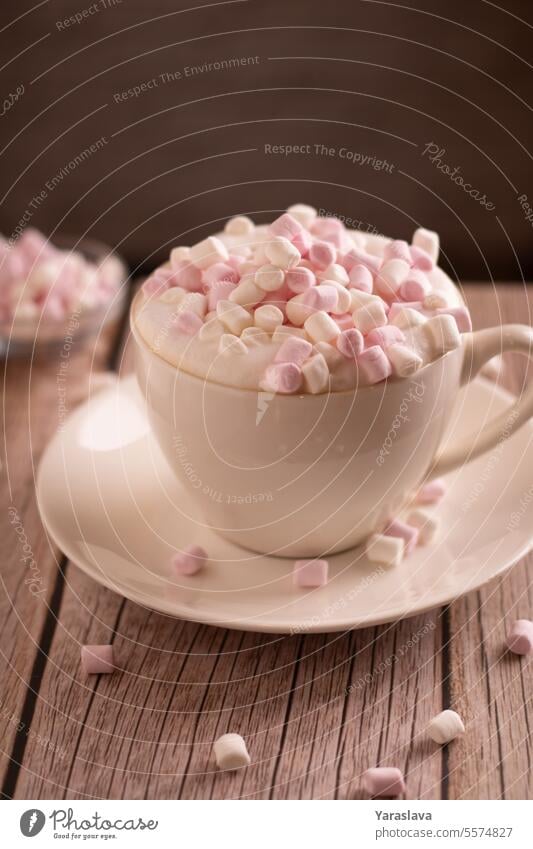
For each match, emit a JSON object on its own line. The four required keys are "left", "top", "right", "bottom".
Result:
{"left": 337, "top": 328, "right": 364, "bottom": 358}
{"left": 363, "top": 767, "right": 406, "bottom": 798}
{"left": 260, "top": 362, "right": 302, "bottom": 393}
{"left": 423, "top": 314, "right": 461, "bottom": 355}
{"left": 224, "top": 215, "right": 255, "bottom": 235}
{"left": 287, "top": 203, "right": 317, "bottom": 229}
{"left": 216, "top": 300, "right": 253, "bottom": 335}
{"left": 213, "top": 733, "right": 251, "bottom": 770}
{"left": 413, "top": 227, "right": 440, "bottom": 263}
{"left": 302, "top": 353, "right": 330, "bottom": 394}
{"left": 384, "top": 519, "right": 419, "bottom": 554}
{"left": 293, "top": 558, "right": 329, "bottom": 587}
{"left": 264, "top": 236, "right": 300, "bottom": 269}
{"left": 254, "top": 264, "right": 285, "bottom": 292}
{"left": 275, "top": 335, "right": 312, "bottom": 365}
{"left": 172, "top": 544, "right": 207, "bottom": 575}
{"left": 190, "top": 236, "right": 229, "bottom": 269}
{"left": 254, "top": 304, "right": 284, "bottom": 332}
{"left": 353, "top": 300, "right": 388, "bottom": 334}
{"left": 506, "top": 619, "right": 533, "bottom": 655}
{"left": 356, "top": 346, "right": 392, "bottom": 384}
{"left": 348, "top": 263, "right": 373, "bottom": 292}
{"left": 406, "top": 509, "right": 439, "bottom": 545}
{"left": 81, "top": 644, "right": 115, "bottom": 675}
{"left": 366, "top": 533, "right": 403, "bottom": 567}
{"left": 427, "top": 710, "right": 465, "bottom": 744}
{"left": 304, "top": 310, "right": 340, "bottom": 343}
{"left": 387, "top": 343, "right": 423, "bottom": 377}
{"left": 416, "top": 478, "right": 446, "bottom": 504}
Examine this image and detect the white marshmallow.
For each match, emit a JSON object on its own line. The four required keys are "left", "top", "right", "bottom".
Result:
{"left": 190, "top": 236, "right": 229, "bottom": 269}
{"left": 218, "top": 333, "right": 248, "bottom": 356}
{"left": 216, "top": 300, "right": 253, "bottom": 335}
{"left": 327, "top": 280, "right": 352, "bottom": 314}
{"left": 287, "top": 203, "right": 317, "bottom": 229}
{"left": 353, "top": 301, "right": 387, "bottom": 334}
{"left": 198, "top": 316, "right": 225, "bottom": 341}
{"left": 427, "top": 710, "right": 465, "bottom": 744}
{"left": 264, "top": 236, "right": 300, "bottom": 269}
{"left": 314, "top": 340, "right": 344, "bottom": 369}
{"left": 406, "top": 509, "right": 439, "bottom": 545}
{"left": 390, "top": 306, "right": 426, "bottom": 330}
{"left": 285, "top": 294, "right": 312, "bottom": 326}
{"left": 224, "top": 215, "right": 255, "bottom": 236}
{"left": 424, "top": 314, "right": 461, "bottom": 355}
{"left": 366, "top": 533, "right": 403, "bottom": 567}
{"left": 423, "top": 292, "right": 448, "bottom": 310}
{"left": 319, "top": 263, "right": 349, "bottom": 286}
{"left": 241, "top": 326, "right": 270, "bottom": 347}
{"left": 254, "top": 304, "right": 284, "bottom": 332}
{"left": 178, "top": 292, "right": 207, "bottom": 317}
{"left": 229, "top": 278, "right": 265, "bottom": 307}
{"left": 213, "top": 733, "right": 251, "bottom": 770}
{"left": 387, "top": 343, "right": 423, "bottom": 377}
{"left": 272, "top": 325, "right": 308, "bottom": 342}
{"left": 413, "top": 227, "right": 439, "bottom": 263}
{"left": 254, "top": 264, "right": 285, "bottom": 292}
{"left": 349, "top": 290, "right": 383, "bottom": 312}
{"left": 302, "top": 353, "right": 330, "bottom": 394}
{"left": 304, "top": 311, "right": 340, "bottom": 343}
{"left": 375, "top": 259, "right": 410, "bottom": 298}
{"left": 170, "top": 246, "right": 191, "bottom": 266}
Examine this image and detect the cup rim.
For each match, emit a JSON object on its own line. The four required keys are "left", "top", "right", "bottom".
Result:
{"left": 130, "top": 288, "right": 458, "bottom": 399}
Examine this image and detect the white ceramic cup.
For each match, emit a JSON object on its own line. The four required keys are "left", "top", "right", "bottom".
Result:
{"left": 132, "top": 296, "right": 533, "bottom": 557}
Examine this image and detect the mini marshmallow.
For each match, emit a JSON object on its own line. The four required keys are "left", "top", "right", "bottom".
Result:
{"left": 363, "top": 767, "right": 405, "bottom": 798}
{"left": 304, "top": 310, "right": 340, "bottom": 343}
{"left": 406, "top": 509, "right": 439, "bottom": 545}
{"left": 81, "top": 645, "right": 115, "bottom": 675}
{"left": 353, "top": 300, "right": 388, "bottom": 334}
{"left": 170, "top": 245, "right": 191, "bottom": 266}
{"left": 254, "top": 304, "right": 284, "bottom": 332}
{"left": 309, "top": 240, "right": 336, "bottom": 270}
{"left": 436, "top": 306, "right": 472, "bottom": 333}
{"left": 342, "top": 246, "right": 382, "bottom": 275}
{"left": 272, "top": 324, "right": 308, "bottom": 342}
{"left": 423, "top": 292, "right": 449, "bottom": 310}
{"left": 348, "top": 264, "right": 373, "bottom": 293}
{"left": 314, "top": 340, "right": 345, "bottom": 370}
{"left": 410, "top": 244, "right": 434, "bottom": 271}
{"left": 293, "top": 558, "right": 329, "bottom": 587}
{"left": 366, "top": 533, "right": 403, "bottom": 567}
{"left": 318, "top": 263, "right": 349, "bottom": 286}
{"left": 292, "top": 227, "right": 312, "bottom": 257}
{"left": 285, "top": 293, "right": 313, "bottom": 326}
{"left": 229, "top": 278, "right": 265, "bottom": 308}
{"left": 399, "top": 269, "right": 431, "bottom": 302}
{"left": 190, "top": 236, "right": 229, "bottom": 269}
{"left": 260, "top": 362, "right": 302, "bottom": 393}
{"left": 219, "top": 333, "right": 248, "bottom": 355}
{"left": 413, "top": 227, "right": 439, "bottom": 263}
{"left": 286, "top": 265, "right": 316, "bottom": 293}
{"left": 357, "top": 346, "right": 392, "bottom": 384}
{"left": 416, "top": 478, "right": 446, "bottom": 504}
{"left": 264, "top": 236, "right": 300, "bottom": 270}
{"left": 224, "top": 215, "right": 255, "bottom": 235}
{"left": 207, "top": 280, "right": 236, "bottom": 310}
{"left": 387, "top": 343, "right": 423, "bottom": 377}
{"left": 506, "top": 619, "right": 533, "bottom": 655}
{"left": 303, "top": 284, "right": 339, "bottom": 314}
{"left": 337, "top": 328, "right": 364, "bottom": 358}
{"left": 203, "top": 262, "right": 238, "bottom": 287}
{"left": 213, "top": 733, "right": 251, "bottom": 770}
{"left": 172, "top": 544, "right": 207, "bottom": 576}
{"left": 427, "top": 710, "right": 465, "bottom": 744}
{"left": 198, "top": 317, "right": 225, "bottom": 341}
{"left": 374, "top": 259, "right": 410, "bottom": 300}
{"left": 326, "top": 280, "right": 352, "bottom": 314}
{"left": 349, "top": 290, "right": 384, "bottom": 312}
{"left": 384, "top": 519, "right": 419, "bottom": 554}
{"left": 390, "top": 306, "right": 426, "bottom": 330}
{"left": 275, "top": 335, "right": 312, "bottom": 365}
{"left": 241, "top": 326, "right": 270, "bottom": 347}
{"left": 334, "top": 313, "right": 355, "bottom": 331}
{"left": 216, "top": 300, "right": 253, "bottom": 335}
{"left": 269, "top": 212, "right": 304, "bottom": 242}
{"left": 287, "top": 203, "right": 317, "bottom": 229}
{"left": 254, "top": 264, "right": 285, "bottom": 292}
{"left": 424, "top": 314, "right": 461, "bottom": 355}
{"left": 384, "top": 239, "right": 412, "bottom": 264}
{"left": 366, "top": 325, "right": 405, "bottom": 349}
{"left": 302, "top": 353, "right": 330, "bottom": 394}
{"left": 173, "top": 310, "right": 203, "bottom": 335}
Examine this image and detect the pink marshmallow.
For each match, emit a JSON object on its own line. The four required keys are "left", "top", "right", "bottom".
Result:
{"left": 275, "top": 335, "right": 312, "bottom": 365}
{"left": 226, "top": 253, "right": 246, "bottom": 272}
{"left": 384, "top": 519, "right": 419, "bottom": 553}
{"left": 436, "top": 306, "right": 472, "bottom": 332}
{"left": 293, "top": 558, "right": 329, "bottom": 588}
{"left": 261, "top": 362, "right": 302, "bottom": 394}
{"left": 172, "top": 544, "right": 207, "bottom": 576}
{"left": 341, "top": 247, "right": 382, "bottom": 275}
{"left": 348, "top": 264, "right": 373, "bottom": 293}
{"left": 309, "top": 240, "right": 336, "bottom": 270}
{"left": 207, "top": 280, "right": 236, "bottom": 310}
{"left": 337, "top": 328, "right": 364, "bottom": 358}
{"left": 170, "top": 260, "right": 203, "bottom": 292}
{"left": 416, "top": 478, "right": 446, "bottom": 504}
{"left": 286, "top": 266, "right": 316, "bottom": 294}
{"left": 202, "top": 262, "right": 239, "bottom": 287}
{"left": 312, "top": 216, "right": 344, "bottom": 238}
{"left": 303, "top": 284, "right": 338, "bottom": 313}
{"left": 269, "top": 212, "right": 304, "bottom": 241}
{"left": 410, "top": 245, "right": 434, "bottom": 271}
{"left": 363, "top": 767, "right": 405, "bottom": 798}
{"left": 384, "top": 239, "right": 412, "bottom": 264}
{"left": 334, "top": 313, "right": 355, "bottom": 331}
{"left": 365, "top": 325, "right": 405, "bottom": 348}
{"left": 143, "top": 276, "right": 169, "bottom": 297}
{"left": 292, "top": 228, "right": 312, "bottom": 256}
{"left": 172, "top": 310, "right": 203, "bottom": 335}
{"left": 399, "top": 269, "right": 431, "bottom": 301}
{"left": 356, "top": 346, "right": 392, "bottom": 384}
{"left": 81, "top": 644, "right": 115, "bottom": 675}
{"left": 506, "top": 619, "right": 533, "bottom": 655}
{"left": 18, "top": 228, "right": 56, "bottom": 262}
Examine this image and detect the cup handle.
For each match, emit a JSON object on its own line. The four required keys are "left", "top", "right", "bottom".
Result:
{"left": 429, "top": 324, "right": 533, "bottom": 478}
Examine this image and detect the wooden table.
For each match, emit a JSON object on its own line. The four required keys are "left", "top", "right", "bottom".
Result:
{"left": 1, "top": 284, "right": 532, "bottom": 800}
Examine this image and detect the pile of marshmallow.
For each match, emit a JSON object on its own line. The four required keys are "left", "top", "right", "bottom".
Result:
{"left": 142, "top": 204, "right": 471, "bottom": 393}
{"left": 0, "top": 228, "right": 121, "bottom": 325}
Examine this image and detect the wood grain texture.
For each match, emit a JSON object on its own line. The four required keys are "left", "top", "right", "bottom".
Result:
{"left": 1, "top": 284, "right": 532, "bottom": 800}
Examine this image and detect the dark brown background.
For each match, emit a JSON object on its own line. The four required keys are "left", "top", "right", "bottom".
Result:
{"left": 1, "top": 0, "right": 532, "bottom": 281}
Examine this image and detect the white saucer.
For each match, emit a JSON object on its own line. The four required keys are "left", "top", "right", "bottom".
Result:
{"left": 37, "top": 375, "right": 533, "bottom": 633}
